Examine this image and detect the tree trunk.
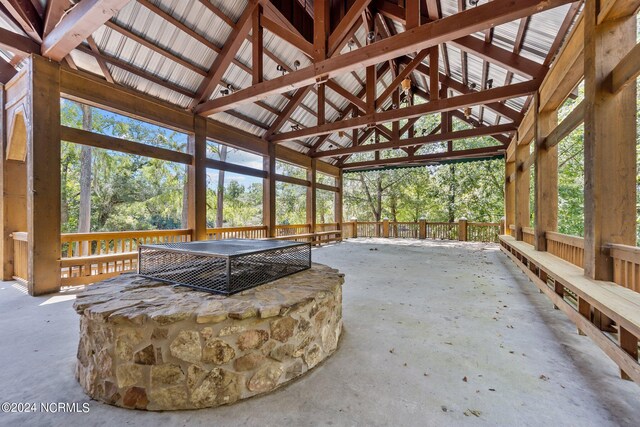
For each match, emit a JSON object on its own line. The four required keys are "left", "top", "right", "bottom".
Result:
{"left": 216, "top": 145, "right": 228, "bottom": 228}
{"left": 79, "top": 105, "right": 92, "bottom": 255}
{"left": 448, "top": 164, "right": 456, "bottom": 223}
{"left": 181, "top": 164, "right": 189, "bottom": 228}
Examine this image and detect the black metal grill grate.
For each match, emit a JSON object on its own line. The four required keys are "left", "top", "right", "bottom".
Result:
{"left": 138, "top": 239, "right": 311, "bottom": 295}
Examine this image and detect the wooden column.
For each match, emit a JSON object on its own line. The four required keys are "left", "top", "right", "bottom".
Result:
{"left": 27, "top": 56, "right": 61, "bottom": 296}
{"left": 514, "top": 141, "right": 530, "bottom": 241}
{"left": 1, "top": 73, "right": 28, "bottom": 282}
{"left": 505, "top": 157, "right": 515, "bottom": 236}
{"left": 306, "top": 158, "right": 317, "bottom": 232}
{"left": 334, "top": 169, "right": 343, "bottom": 227}
{"left": 263, "top": 143, "right": 276, "bottom": 237}
{"left": 188, "top": 115, "right": 207, "bottom": 240}
{"left": 458, "top": 218, "right": 468, "bottom": 241}
{"left": 419, "top": 217, "right": 426, "bottom": 239}
{"left": 534, "top": 94, "right": 558, "bottom": 251}
{"left": 583, "top": 0, "right": 637, "bottom": 280}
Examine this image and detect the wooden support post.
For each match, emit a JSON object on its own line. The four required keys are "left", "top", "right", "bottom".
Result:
{"left": 27, "top": 56, "right": 60, "bottom": 296}
{"left": 619, "top": 326, "right": 638, "bottom": 381}
{"left": 382, "top": 218, "right": 389, "bottom": 238}
{"left": 188, "top": 115, "right": 207, "bottom": 241}
{"left": 419, "top": 217, "right": 426, "bottom": 239}
{"left": 458, "top": 218, "right": 468, "bottom": 241}
{"left": 514, "top": 142, "right": 530, "bottom": 241}
{"left": 306, "top": 158, "right": 317, "bottom": 233}
{"left": 534, "top": 94, "right": 558, "bottom": 251}
{"left": 263, "top": 143, "right": 276, "bottom": 237}
{"left": 252, "top": 4, "right": 263, "bottom": 85}
{"left": 0, "top": 82, "right": 27, "bottom": 281}
{"left": 583, "top": 0, "right": 637, "bottom": 280}
{"left": 430, "top": 47, "right": 439, "bottom": 100}
{"left": 405, "top": 0, "right": 420, "bottom": 29}
{"left": 351, "top": 217, "right": 358, "bottom": 238}
{"left": 392, "top": 89, "right": 400, "bottom": 139}
{"left": 553, "top": 280, "right": 564, "bottom": 309}
{"left": 505, "top": 157, "right": 515, "bottom": 236}
{"left": 317, "top": 83, "right": 326, "bottom": 126}
{"left": 313, "top": 0, "right": 330, "bottom": 61}
{"left": 366, "top": 65, "right": 376, "bottom": 114}
{"left": 334, "top": 170, "right": 343, "bottom": 234}
{"left": 577, "top": 297, "right": 590, "bottom": 336}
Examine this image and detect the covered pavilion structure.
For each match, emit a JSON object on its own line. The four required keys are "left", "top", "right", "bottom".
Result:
{"left": 1, "top": 0, "right": 640, "bottom": 417}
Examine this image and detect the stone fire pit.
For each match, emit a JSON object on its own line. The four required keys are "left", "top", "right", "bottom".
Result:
{"left": 73, "top": 263, "right": 343, "bottom": 410}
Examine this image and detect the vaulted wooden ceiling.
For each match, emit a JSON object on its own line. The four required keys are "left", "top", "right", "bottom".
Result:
{"left": 0, "top": 0, "right": 581, "bottom": 170}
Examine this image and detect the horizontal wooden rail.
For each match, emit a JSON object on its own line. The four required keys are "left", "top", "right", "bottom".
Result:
{"left": 204, "top": 158, "right": 267, "bottom": 178}
{"left": 544, "top": 100, "right": 585, "bottom": 149}
{"left": 206, "top": 225, "right": 267, "bottom": 240}
{"left": 61, "top": 126, "right": 192, "bottom": 164}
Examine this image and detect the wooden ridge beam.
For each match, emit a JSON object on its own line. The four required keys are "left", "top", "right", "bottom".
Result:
{"left": 315, "top": 123, "right": 515, "bottom": 158}
{"left": 60, "top": 125, "right": 193, "bottom": 164}
{"left": 343, "top": 145, "right": 505, "bottom": 170}
{"left": 41, "top": 0, "right": 131, "bottom": 62}
{"left": 272, "top": 79, "right": 537, "bottom": 143}
{"left": 195, "top": 0, "right": 574, "bottom": 116}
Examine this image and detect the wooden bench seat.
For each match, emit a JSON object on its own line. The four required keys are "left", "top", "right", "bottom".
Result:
{"left": 500, "top": 235, "right": 640, "bottom": 383}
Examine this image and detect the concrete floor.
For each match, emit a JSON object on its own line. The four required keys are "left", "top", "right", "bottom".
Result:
{"left": 1, "top": 238, "right": 639, "bottom": 427}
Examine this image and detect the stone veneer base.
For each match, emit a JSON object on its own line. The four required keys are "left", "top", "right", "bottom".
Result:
{"left": 73, "top": 263, "right": 344, "bottom": 410}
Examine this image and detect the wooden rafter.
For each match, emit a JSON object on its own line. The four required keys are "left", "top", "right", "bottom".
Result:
{"left": 195, "top": 0, "right": 572, "bottom": 116}
{"left": 328, "top": 0, "right": 371, "bottom": 56}
{"left": 190, "top": 0, "right": 260, "bottom": 109}
{"left": 0, "top": 0, "right": 43, "bottom": 42}
{"left": 43, "top": 0, "right": 70, "bottom": 37}
{"left": 0, "top": 26, "right": 39, "bottom": 55}
{"left": 86, "top": 35, "right": 114, "bottom": 83}
{"left": 41, "top": 0, "right": 131, "bottom": 61}
{"left": 264, "top": 86, "right": 313, "bottom": 139}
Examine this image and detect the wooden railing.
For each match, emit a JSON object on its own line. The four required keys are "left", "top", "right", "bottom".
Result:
{"left": 522, "top": 227, "right": 535, "bottom": 246}
{"left": 356, "top": 222, "right": 382, "bottom": 237}
{"left": 390, "top": 222, "right": 419, "bottom": 238}
{"left": 275, "top": 224, "right": 311, "bottom": 236}
{"left": 546, "top": 231, "right": 584, "bottom": 268}
{"left": 60, "top": 229, "right": 192, "bottom": 286}
{"left": 468, "top": 222, "right": 502, "bottom": 243}
{"left": 11, "top": 232, "right": 28, "bottom": 284}
{"left": 609, "top": 243, "right": 640, "bottom": 292}
{"left": 347, "top": 219, "right": 500, "bottom": 242}
{"left": 206, "top": 225, "right": 267, "bottom": 240}
{"left": 425, "top": 222, "right": 459, "bottom": 240}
